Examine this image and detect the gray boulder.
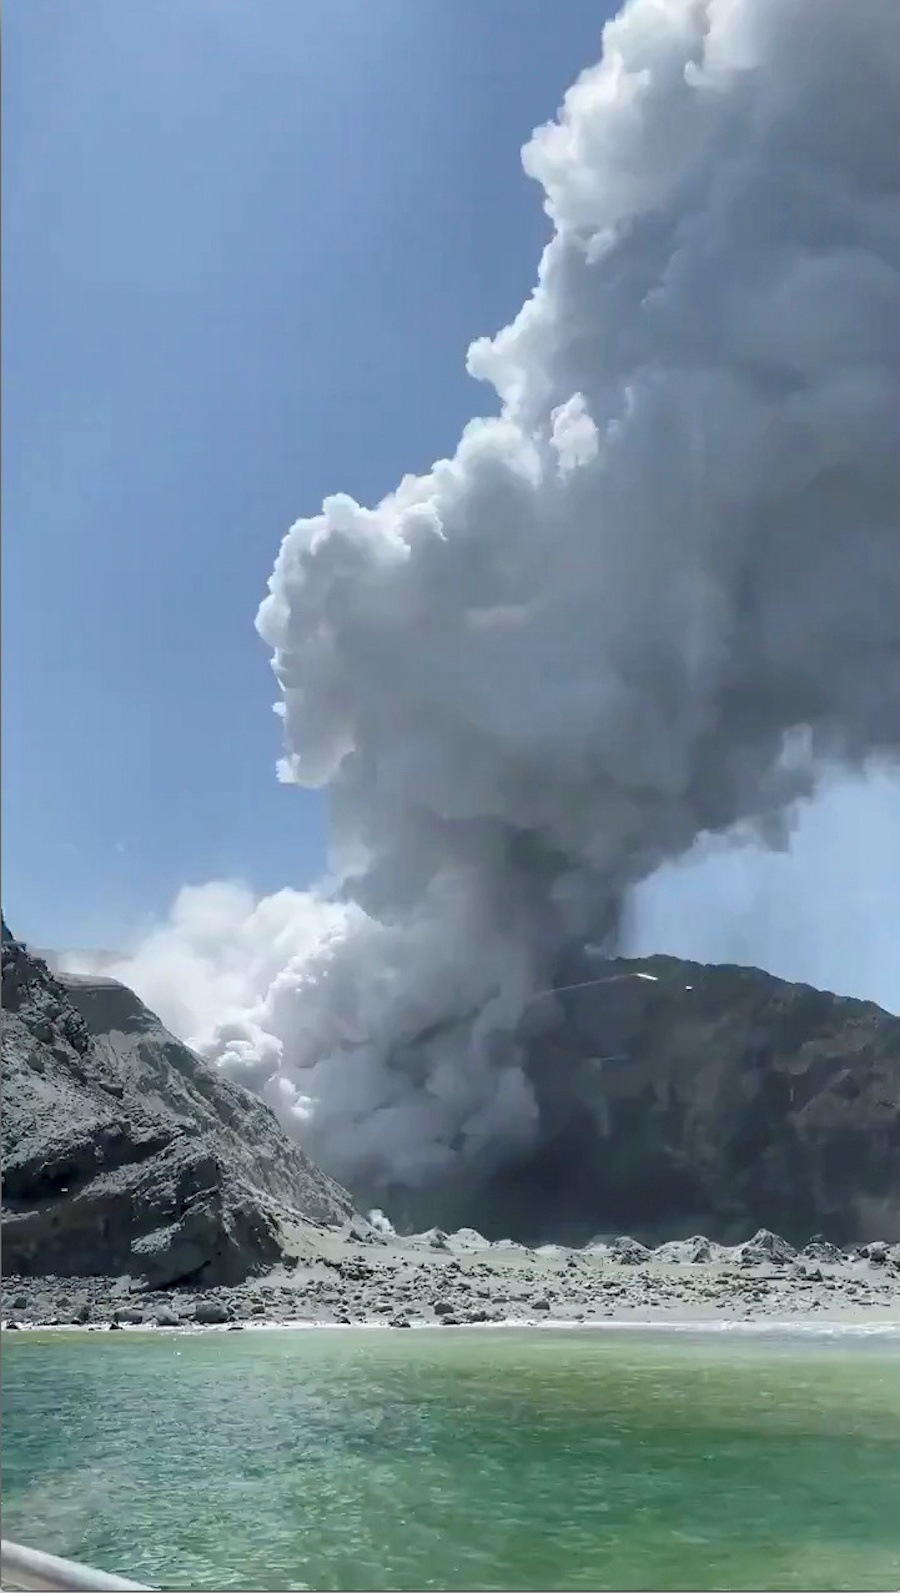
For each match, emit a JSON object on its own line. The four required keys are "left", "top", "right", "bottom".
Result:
{"left": 192, "top": 1300, "right": 231, "bottom": 1325}
{"left": 609, "top": 1236, "right": 651, "bottom": 1265}
{"left": 860, "top": 1240, "right": 889, "bottom": 1264}
{"left": 113, "top": 1307, "right": 145, "bottom": 1326}
{"left": 653, "top": 1235, "right": 714, "bottom": 1264}
{"left": 801, "top": 1235, "right": 844, "bottom": 1264}
{"left": 739, "top": 1228, "right": 797, "bottom": 1266}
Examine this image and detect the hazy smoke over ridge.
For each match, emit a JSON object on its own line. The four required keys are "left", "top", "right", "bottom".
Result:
{"left": 67, "top": 0, "right": 900, "bottom": 1201}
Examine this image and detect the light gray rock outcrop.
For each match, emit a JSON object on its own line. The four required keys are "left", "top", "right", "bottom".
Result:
{"left": 2, "top": 927, "right": 354, "bottom": 1286}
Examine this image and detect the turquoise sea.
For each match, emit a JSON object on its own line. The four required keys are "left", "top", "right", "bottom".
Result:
{"left": 2, "top": 1326, "right": 898, "bottom": 1592}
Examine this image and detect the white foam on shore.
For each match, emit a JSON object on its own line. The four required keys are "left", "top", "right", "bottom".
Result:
{"left": 109, "top": 1317, "right": 900, "bottom": 1339}
{"left": 508, "top": 1316, "right": 900, "bottom": 1339}
{"left": 8, "top": 1314, "right": 898, "bottom": 1339}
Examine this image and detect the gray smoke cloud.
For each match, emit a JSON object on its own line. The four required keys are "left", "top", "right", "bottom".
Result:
{"left": 66, "top": 0, "right": 900, "bottom": 1202}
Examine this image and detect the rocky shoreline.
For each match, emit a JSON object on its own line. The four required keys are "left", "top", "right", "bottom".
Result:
{"left": 4, "top": 1224, "right": 899, "bottom": 1332}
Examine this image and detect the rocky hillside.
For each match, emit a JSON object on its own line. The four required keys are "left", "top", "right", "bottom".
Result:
{"left": 430, "top": 954, "right": 899, "bottom": 1247}
{"left": 3, "top": 921, "right": 897, "bottom": 1277}
{"left": 1, "top": 924, "right": 354, "bottom": 1286}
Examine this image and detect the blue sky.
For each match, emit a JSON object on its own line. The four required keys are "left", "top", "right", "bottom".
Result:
{"left": 2, "top": 0, "right": 612, "bottom": 948}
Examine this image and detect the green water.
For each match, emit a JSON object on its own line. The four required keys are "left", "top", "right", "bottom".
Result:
{"left": 2, "top": 1328, "right": 898, "bottom": 1592}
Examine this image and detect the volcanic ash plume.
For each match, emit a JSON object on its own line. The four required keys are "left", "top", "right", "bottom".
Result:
{"left": 78, "top": 0, "right": 900, "bottom": 1205}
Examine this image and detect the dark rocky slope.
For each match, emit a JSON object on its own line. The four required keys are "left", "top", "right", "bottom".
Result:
{"left": 395, "top": 954, "right": 899, "bottom": 1246}
{"left": 1, "top": 925, "right": 353, "bottom": 1286}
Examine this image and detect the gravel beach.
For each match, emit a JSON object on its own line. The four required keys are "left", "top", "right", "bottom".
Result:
{"left": 4, "top": 1222, "right": 898, "bottom": 1332}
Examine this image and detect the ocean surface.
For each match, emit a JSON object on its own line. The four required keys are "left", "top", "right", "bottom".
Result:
{"left": 2, "top": 1326, "right": 898, "bottom": 1592}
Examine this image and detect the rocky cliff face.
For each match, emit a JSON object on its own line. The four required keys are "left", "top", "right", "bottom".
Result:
{"left": 3, "top": 924, "right": 897, "bottom": 1275}
{"left": 1, "top": 927, "right": 354, "bottom": 1286}
{"left": 397, "top": 955, "right": 899, "bottom": 1246}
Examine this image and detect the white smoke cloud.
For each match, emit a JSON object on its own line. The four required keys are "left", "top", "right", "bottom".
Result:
{"left": 367, "top": 1207, "right": 397, "bottom": 1236}
{"left": 66, "top": 0, "right": 899, "bottom": 1201}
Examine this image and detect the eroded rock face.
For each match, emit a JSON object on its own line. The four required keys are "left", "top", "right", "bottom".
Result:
{"left": 1, "top": 928, "right": 354, "bottom": 1286}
